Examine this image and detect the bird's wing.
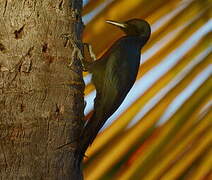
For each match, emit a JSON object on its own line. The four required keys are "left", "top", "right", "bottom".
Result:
{"left": 98, "top": 56, "right": 133, "bottom": 120}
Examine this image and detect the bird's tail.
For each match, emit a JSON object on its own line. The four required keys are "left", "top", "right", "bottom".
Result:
{"left": 81, "top": 112, "right": 98, "bottom": 146}
{"left": 79, "top": 110, "right": 106, "bottom": 158}
{"left": 56, "top": 111, "right": 103, "bottom": 161}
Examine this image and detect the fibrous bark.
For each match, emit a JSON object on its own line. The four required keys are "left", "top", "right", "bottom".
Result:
{"left": 0, "top": 0, "right": 84, "bottom": 179}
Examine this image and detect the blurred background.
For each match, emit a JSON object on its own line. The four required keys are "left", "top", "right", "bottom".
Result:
{"left": 81, "top": 0, "right": 211, "bottom": 179}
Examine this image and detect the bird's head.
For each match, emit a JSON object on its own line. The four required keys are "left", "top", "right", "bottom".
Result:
{"left": 106, "top": 19, "right": 151, "bottom": 42}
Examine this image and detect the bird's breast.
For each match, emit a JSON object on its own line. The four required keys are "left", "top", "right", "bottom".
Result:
{"left": 116, "top": 41, "right": 141, "bottom": 77}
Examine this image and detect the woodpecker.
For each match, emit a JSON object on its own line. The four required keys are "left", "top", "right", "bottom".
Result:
{"left": 81, "top": 19, "right": 151, "bottom": 157}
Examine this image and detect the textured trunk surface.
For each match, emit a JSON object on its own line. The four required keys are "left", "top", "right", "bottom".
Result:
{"left": 0, "top": 0, "right": 84, "bottom": 179}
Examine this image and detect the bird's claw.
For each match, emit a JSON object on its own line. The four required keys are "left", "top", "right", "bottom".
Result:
{"left": 60, "top": 33, "right": 85, "bottom": 69}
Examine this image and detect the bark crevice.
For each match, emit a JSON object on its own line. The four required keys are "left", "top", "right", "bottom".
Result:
{"left": 0, "top": 0, "right": 84, "bottom": 179}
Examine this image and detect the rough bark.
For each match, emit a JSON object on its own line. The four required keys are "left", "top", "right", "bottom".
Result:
{"left": 0, "top": 0, "right": 84, "bottom": 179}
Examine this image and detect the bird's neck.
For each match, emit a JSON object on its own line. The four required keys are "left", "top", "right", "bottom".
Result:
{"left": 121, "top": 35, "right": 147, "bottom": 47}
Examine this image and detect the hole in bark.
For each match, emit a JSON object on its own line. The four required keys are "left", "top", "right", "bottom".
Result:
{"left": 76, "top": 13, "right": 80, "bottom": 21}
{"left": 59, "top": 0, "right": 63, "bottom": 10}
{"left": 0, "top": 43, "right": 6, "bottom": 52}
{"left": 27, "top": 46, "right": 34, "bottom": 57}
{"left": 42, "top": 43, "right": 48, "bottom": 53}
{"left": 20, "top": 104, "right": 25, "bottom": 112}
{"left": 55, "top": 104, "right": 60, "bottom": 115}
{"left": 14, "top": 25, "right": 25, "bottom": 39}
{"left": 45, "top": 55, "right": 54, "bottom": 65}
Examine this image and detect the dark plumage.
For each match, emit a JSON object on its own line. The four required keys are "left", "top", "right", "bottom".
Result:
{"left": 81, "top": 19, "right": 151, "bottom": 156}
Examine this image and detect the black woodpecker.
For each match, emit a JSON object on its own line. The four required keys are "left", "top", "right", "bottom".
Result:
{"left": 81, "top": 19, "right": 151, "bottom": 157}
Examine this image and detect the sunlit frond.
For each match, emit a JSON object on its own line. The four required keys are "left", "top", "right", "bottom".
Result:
{"left": 82, "top": 0, "right": 212, "bottom": 179}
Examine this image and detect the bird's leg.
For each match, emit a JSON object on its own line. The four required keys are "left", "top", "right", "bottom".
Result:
{"left": 83, "top": 43, "right": 96, "bottom": 63}
{"left": 81, "top": 43, "right": 97, "bottom": 71}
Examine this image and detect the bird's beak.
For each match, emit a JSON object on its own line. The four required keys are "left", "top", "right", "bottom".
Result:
{"left": 105, "top": 20, "right": 127, "bottom": 29}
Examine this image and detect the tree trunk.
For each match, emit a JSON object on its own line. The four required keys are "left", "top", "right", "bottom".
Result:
{"left": 0, "top": 0, "right": 84, "bottom": 179}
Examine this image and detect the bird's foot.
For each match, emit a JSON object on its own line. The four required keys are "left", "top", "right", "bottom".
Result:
{"left": 60, "top": 33, "right": 85, "bottom": 70}
{"left": 60, "top": 34, "right": 96, "bottom": 72}
{"left": 79, "top": 43, "right": 97, "bottom": 71}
